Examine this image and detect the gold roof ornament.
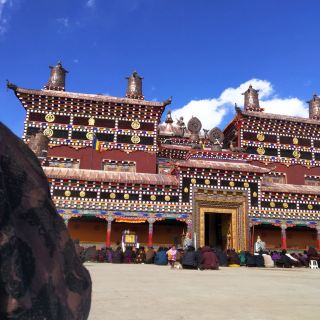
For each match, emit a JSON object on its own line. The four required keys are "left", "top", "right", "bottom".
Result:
{"left": 308, "top": 204, "right": 313, "bottom": 210}
{"left": 252, "top": 192, "right": 258, "bottom": 197}
{"left": 131, "top": 120, "right": 140, "bottom": 130}
{"left": 293, "top": 149, "right": 301, "bottom": 159}
{"left": 283, "top": 202, "right": 288, "bottom": 208}
{"left": 64, "top": 190, "right": 71, "bottom": 197}
{"left": 292, "top": 137, "right": 299, "bottom": 145}
{"left": 229, "top": 181, "right": 235, "bottom": 187}
{"left": 257, "top": 132, "right": 265, "bottom": 142}
{"left": 86, "top": 132, "right": 94, "bottom": 141}
{"left": 270, "top": 201, "right": 275, "bottom": 208}
{"left": 184, "top": 187, "right": 189, "bottom": 193}
{"left": 244, "top": 182, "right": 249, "bottom": 188}
{"left": 150, "top": 195, "right": 156, "bottom": 201}
{"left": 45, "top": 113, "right": 55, "bottom": 123}
{"left": 88, "top": 117, "right": 95, "bottom": 126}
{"left": 43, "top": 127, "right": 53, "bottom": 137}
{"left": 110, "top": 193, "right": 116, "bottom": 199}
{"left": 131, "top": 135, "right": 140, "bottom": 144}
{"left": 165, "top": 195, "right": 171, "bottom": 202}
{"left": 191, "top": 178, "right": 197, "bottom": 184}
{"left": 204, "top": 179, "right": 210, "bottom": 185}
{"left": 257, "top": 146, "right": 265, "bottom": 155}
{"left": 79, "top": 191, "right": 86, "bottom": 198}
{"left": 124, "top": 194, "right": 130, "bottom": 200}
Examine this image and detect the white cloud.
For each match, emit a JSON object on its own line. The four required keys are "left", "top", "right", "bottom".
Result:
{"left": 56, "top": 17, "right": 69, "bottom": 28}
{"left": 86, "top": 0, "right": 96, "bottom": 8}
{"left": 0, "top": 0, "right": 13, "bottom": 34}
{"left": 170, "top": 79, "right": 308, "bottom": 130}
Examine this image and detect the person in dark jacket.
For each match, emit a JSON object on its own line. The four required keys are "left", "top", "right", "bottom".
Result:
{"left": 112, "top": 246, "right": 123, "bottom": 263}
{"left": 145, "top": 247, "right": 155, "bottom": 264}
{"left": 215, "top": 248, "right": 228, "bottom": 266}
{"left": 199, "top": 246, "right": 219, "bottom": 270}
{"left": 276, "top": 250, "right": 293, "bottom": 268}
{"left": 154, "top": 247, "right": 168, "bottom": 265}
{"left": 182, "top": 246, "right": 197, "bottom": 269}
{"left": 246, "top": 253, "right": 257, "bottom": 267}
{"left": 123, "top": 247, "right": 134, "bottom": 263}
{"left": 195, "top": 247, "right": 202, "bottom": 268}
{"left": 227, "top": 249, "right": 240, "bottom": 267}
{"left": 135, "top": 247, "right": 146, "bottom": 264}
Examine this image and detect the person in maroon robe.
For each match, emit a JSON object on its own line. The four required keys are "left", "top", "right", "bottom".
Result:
{"left": 200, "top": 246, "right": 219, "bottom": 270}
{"left": 0, "top": 123, "right": 91, "bottom": 319}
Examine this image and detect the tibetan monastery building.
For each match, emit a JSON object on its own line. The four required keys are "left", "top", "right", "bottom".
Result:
{"left": 7, "top": 62, "right": 320, "bottom": 251}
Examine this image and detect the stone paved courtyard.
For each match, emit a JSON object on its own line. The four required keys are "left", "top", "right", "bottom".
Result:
{"left": 86, "top": 263, "right": 320, "bottom": 320}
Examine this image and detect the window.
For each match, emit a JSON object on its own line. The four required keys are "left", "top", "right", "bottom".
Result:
{"left": 48, "top": 157, "right": 80, "bottom": 169}
{"left": 102, "top": 160, "right": 136, "bottom": 172}
{"left": 305, "top": 176, "right": 320, "bottom": 186}
{"left": 263, "top": 172, "right": 286, "bottom": 184}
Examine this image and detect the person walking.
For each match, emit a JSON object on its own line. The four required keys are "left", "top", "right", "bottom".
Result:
{"left": 166, "top": 245, "right": 177, "bottom": 269}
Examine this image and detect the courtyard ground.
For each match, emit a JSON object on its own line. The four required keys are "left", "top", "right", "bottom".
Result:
{"left": 86, "top": 263, "right": 320, "bottom": 320}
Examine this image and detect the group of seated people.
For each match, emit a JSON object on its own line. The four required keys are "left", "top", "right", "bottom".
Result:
{"left": 93, "top": 244, "right": 320, "bottom": 270}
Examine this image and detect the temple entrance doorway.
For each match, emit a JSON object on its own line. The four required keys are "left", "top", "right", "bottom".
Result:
{"left": 204, "top": 212, "right": 231, "bottom": 250}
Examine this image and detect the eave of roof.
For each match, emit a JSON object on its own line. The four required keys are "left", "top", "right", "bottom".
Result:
{"left": 175, "top": 160, "right": 270, "bottom": 173}
{"left": 43, "top": 166, "right": 179, "bottom": 186}
{"left": 13, "top": 86, "right": 170, "bottom": 108}
{"left": 262, "top": 182, "right": 320, "bottom": 195}
{"left": 241, "top": 110, "right": 320, "bottom": 126}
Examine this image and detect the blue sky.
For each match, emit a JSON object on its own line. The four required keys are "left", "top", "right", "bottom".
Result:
{"left": 1, "top": 0, "right": 320, "bottom": 135}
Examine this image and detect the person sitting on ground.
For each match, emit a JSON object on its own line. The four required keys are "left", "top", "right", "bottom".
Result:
{"left": 298, "top": 252, "right": 308, "bottom": 267}
{"left": 123, "top": 247, "right": 134, "bottom": 263}
{"left": 199, "top": 246, "right": 219, "bottom": 270}
{"left": 154, "top": 247, "right": 168, "bottom": 265}
{"left": 246, "top": 252, "right": 257, "bottom": 267}
{"left": 262, "top": 251, "right": 274, "bottom": 268}
{"left": 286, "top": 252, "right": 301, "bottom": 267}
{"left": 195, "top": 247, "right": 203, "bottom": 268}
{"left": 215, "top": 247, "right": 228, "bottom": 267}
{"left": 271, "top": 251, "right": 281, "bottom": 262}
{"left": 255, "top": 251, "right": 265, "bottom": 267}
{"left": 227, "top": 249, "right": 240, "bottom": 267}
{"left": 105, "top": 247, "right": 113, "bottom": 263}
{"left": 145, "top": 247, "right": 155, "bottom": 264}
{"left": 307, "top": 247, "right": 319, "bottom": 262}
{"left": 239, "top": 250, "right": 247, "bottom": 266}
{"left": 112, "top": 246, "right": 123, "bottom": 263}
{"left": 166, "top": 245, "right": 177, "bottom": 269}
{"left": 182, "top": 246, "right": 197, "bottom": 269}
{"left": 276, "top": 250, "right": 294, "bottom": 268}
{"left": 135, "top": 247, "right": 146, "bottom": 264}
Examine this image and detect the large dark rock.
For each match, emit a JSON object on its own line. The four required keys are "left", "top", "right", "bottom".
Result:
{"left": 0, "top": 123, "right": 91, "bottom": 319}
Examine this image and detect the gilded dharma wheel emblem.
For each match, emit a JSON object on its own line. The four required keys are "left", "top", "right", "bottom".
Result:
{"left": 191, "top": 178, "right": 197, "bottom": 184}
{"left": 110, "top": 193, "right": 116, "bottom": 199}
{"left": 270, "top": 201, "right": 275, "bottom": 208}
{"left": 150, "top": 195, "right": 156, "bottom": 201}
{"left": 184, "top": 187, "right": 189, "bottom": 193}
{"left": 88, "top": 117, "right": 95, "bottom": 126}
{"left": 257, "top": 132, "right": 265, "bottom": 142}
{"left": 43, "top": 127, "right": 53, "bottom": 137}
{"left": 64, "top": 190, "right": 71, "bottom": 197}
{"left": 86, "top": 132, "right": 95, "bottom": 141}
{"left": 252, "top": 192, "right": 258, "bottom": 197}
{"left": 45, "top": 113, "right": 55, "bottom": 123}
{"left": 79, "top": 191, "right": 86, "bottom": 198}
{"left": 293, "top": 149, "right": 301, "bottom": 159}
{"left": 283, "top": 202, "right": 288, "bottom": 208}
{"left": 131, "top": 135, "right": 140, "bottom": 144}
{"left": 131, "top": 120, "right": 141, "bottom": 130}
{"left": 292, "top": 137, "right": 299, "bottom": 145}
{"left": 165, "top": 195, "right": 171, "bottom": 202}
{"left": 308, "top": 204, "right": 313, "bottom": 210}
{"left": 257, "top": 146, "right": 265, "bottom": 155}
{"left": 204, "top": 179, "right": 210, "bottom": 185}
{"left": 229, "top": 181, "right": 235, "bottom": 187}
{"left": 124, "top": 194, "right": 130, "bottom": 200}
{"left": 243, "top": 182, "right": 249, "bottom": 188}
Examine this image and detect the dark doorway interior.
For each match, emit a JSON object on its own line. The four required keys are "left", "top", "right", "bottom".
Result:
{"left": 205, "top": 213, "right": 231, "bottom": 250}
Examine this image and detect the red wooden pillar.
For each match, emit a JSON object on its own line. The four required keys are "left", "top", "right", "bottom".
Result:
{"left": 281, "top": 224, "right": 287, "bottom": 250}
{"left": 147, "top": 218, "right": 155, "bottom": 247}
{"left": 317, "top": 226, "right": 320, "bottom": 251}
{"left": 106, "top": 217, "right": 113, "bottom": 248}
